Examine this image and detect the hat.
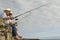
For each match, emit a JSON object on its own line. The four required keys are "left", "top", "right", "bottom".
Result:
{"left": 4, "top": 8, "right": 11, "bottom": 11}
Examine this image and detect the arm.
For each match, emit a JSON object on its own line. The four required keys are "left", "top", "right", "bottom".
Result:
{"left": 9, "top": 22, "right": 17, "bottom": 26}
{"left": 2, "top": 17, "right": 10, "bottom": 20}
{"left": 9, "top": 22, "right": 17, "bottom": 24}
{"left": 2, "top": 16, "right": 14, "bottom": 20}
{"left": 2, "top": 13, "right": 14, "bottom": 20}
{"left": 1, "top": 13, "right": 9, "bottom": 20}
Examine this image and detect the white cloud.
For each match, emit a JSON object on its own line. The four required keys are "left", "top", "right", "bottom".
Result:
{"left": 0, "top": 0, "right": 60, "bottom": 39}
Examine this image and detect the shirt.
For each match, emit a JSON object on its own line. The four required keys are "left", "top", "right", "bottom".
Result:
{"left": 1, "top": 13, "right": 16, "bottom": 24}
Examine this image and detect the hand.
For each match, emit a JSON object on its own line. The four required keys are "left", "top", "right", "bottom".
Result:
{"left": 10, "top": 22, "right": 16, "bottom": 24}
{"left": 10, "top": 17, "right": 14, "bottom": 19}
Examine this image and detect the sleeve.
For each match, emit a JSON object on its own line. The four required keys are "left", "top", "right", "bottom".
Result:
{"left": 1, "top": 13, "right": 7, "bottom": 18}
{"left": 0, "top": 13, "right": 3, "bottom": 18}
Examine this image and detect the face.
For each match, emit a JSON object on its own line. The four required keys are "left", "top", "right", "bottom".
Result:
{"left": 4, "top": 10, "right": 11, "bottom": 16}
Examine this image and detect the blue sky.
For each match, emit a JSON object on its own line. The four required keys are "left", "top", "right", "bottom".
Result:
{"left": 0, "top": 0, "right": 60, "bottom": 39}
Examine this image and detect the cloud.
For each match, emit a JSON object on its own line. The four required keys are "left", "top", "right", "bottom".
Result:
{"left": 0, "top": 0, "right": 60, "bottom": 39}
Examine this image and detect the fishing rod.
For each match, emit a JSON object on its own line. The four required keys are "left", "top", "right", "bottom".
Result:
{"left": 14, "top": 3, "right": 50, "bottom": 18}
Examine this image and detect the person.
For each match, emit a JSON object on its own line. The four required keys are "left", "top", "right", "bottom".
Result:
{"left": 9, "top": 12, "right": 22, "bottom": 39}
{"left": 1, "top": 8, "right": 21, "bottom": 40}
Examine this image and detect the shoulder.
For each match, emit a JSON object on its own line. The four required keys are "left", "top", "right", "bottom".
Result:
{"left": 1, "top": 13, "right": 7, "bottom": 18}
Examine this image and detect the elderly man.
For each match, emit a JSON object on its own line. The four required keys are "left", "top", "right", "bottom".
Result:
{"left": 1, "top": 8, "right": 21, "bottom": 40}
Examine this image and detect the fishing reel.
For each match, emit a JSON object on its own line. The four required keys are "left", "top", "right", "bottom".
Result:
{"left": 15, "top": 18, "right": 18, "bottom": 20}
